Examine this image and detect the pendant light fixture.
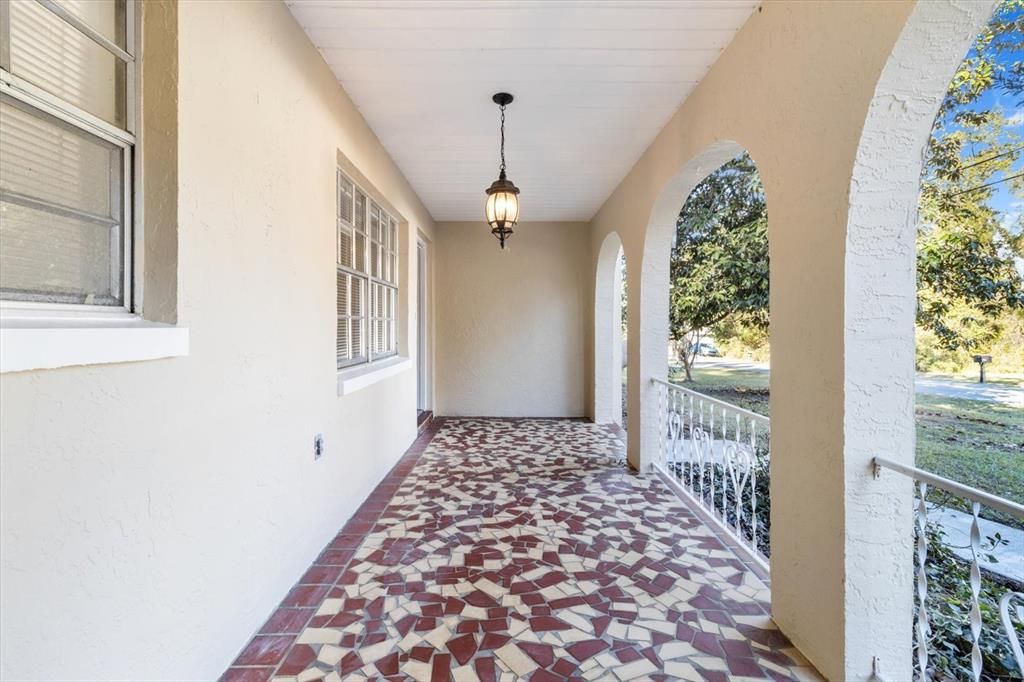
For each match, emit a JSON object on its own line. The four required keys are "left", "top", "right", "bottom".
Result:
{"left": 484, "top": 92, "right": 520, "bottom": 249}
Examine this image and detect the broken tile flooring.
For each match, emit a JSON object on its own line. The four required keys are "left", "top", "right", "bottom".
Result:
{"left": 222, "top": 418, "right": 820, "bottom": 682}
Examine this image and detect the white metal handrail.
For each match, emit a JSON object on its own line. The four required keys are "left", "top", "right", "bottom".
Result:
{"left": 873, "top": 455, "right": 1024, "bottom": 681}
{"left": 651, "top": 377, "right": 770, "bottom": 564}
{"left": 651, "top": 377, "right": 769, "bottom": 427}
{"left": 873, "top": 456, "right": 1024, "bottom": 520}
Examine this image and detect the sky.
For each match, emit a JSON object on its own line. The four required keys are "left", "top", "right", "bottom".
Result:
{"left": 952, "top": 5, "right": 1023, "bottom": 236}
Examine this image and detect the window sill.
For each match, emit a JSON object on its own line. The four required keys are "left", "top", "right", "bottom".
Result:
{"left": 337, "top": 356, "right": 411, "bottom": 396}
{"left": 0, "top": 316, "right": 190, "bottom": 374}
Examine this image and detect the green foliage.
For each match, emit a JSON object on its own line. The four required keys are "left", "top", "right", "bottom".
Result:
{"left": 712, "top": 314, "right": 770, "bottom": 362}
{"left": 669, "top": 153, "right": 768, "bottom": 378}
{"left": 919, "top": 522, "right": 1022, "bottom": 681}
{"left": 918, "top": 0, "right": 1024, "bottom": 354}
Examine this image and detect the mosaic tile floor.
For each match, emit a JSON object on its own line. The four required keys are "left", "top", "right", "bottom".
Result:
{"left": 222, "top": 419, "right": 820, "bottom": 682}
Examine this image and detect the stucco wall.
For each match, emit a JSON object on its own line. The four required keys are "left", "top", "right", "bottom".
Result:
{"left": 584, "top": 1, "right": 990, "bottom": 679}
{"left": 0, "top": 1, "right": 435, "bottom": 679}
{"left": 434, "top": 222, "right": 588, "bottom": 418}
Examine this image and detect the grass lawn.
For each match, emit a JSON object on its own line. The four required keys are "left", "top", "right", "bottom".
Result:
{"left": 670, "top": 364, "right": 1024, "bottom": 520}
{"left": 672, "top": 365, "right": 770, "bottom": 416}
{"left": 915, "top": 393, "right": 1023, "bottom": 518}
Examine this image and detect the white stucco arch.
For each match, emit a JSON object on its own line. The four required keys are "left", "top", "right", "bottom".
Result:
{"left": 594, "top": 232, "right": 625, "bottom": 425}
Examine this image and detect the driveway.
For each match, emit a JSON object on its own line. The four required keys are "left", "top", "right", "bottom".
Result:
{"left": 693, "top": 357, "right": 1024, "bottom": 407}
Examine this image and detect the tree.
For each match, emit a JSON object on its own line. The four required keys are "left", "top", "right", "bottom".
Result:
{"left": 669, "top": 154, "right": 768, "bottom": 380}
{"left": 917, "top": 0, "right": 1024, "bottom": 356}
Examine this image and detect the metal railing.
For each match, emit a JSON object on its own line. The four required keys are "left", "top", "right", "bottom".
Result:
{"left": 652, "top": 378, "right": 770, "bottom": 565}
{"left": 873, "top": 456, "right": 1024, "bottom": 681}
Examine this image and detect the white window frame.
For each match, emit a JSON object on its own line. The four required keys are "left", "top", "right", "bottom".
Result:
{"left": 337, "top": 169, "right": 399, "bottom": 370}
{"left": 0, "top": 1, "right": 189, "bottom": 375}
{"left": 0, "top": 0, "right": 138, "bottom": 318}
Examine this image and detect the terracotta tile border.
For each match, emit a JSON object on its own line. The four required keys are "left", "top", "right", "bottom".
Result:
{"left": 220, "top": 418, "right": 443, "bottom": 681}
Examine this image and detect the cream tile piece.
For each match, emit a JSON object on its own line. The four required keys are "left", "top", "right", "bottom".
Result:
{"left": 626, "top": 625, "right": 652, "bottom": 642}
{"left": 400, "top": 660, "right": 433, "bottom": 682}
{"left": 508, "top": 618, "right": 530, "bottom": 636}
{"left": 424, "top": 624, "right": 452, "bottom": 650}
{"left": 296, "top": 669, "right": 325, "bottom": 682}
{"left": 296, "top": 628, "right": 343, "bottom": 645}
{"left": 314, "top": 599, "right": 344, "bottom": 617}
{"left": 560, "top": 611, "right": 593, "bottom": 633}
{"left": 635, "top": 619, "right": 675, "bottom": 635}
{"left": 606, "top": 621, "right": 628, "bottom": 639}
{"left": 463, "top": 606, "right": 488, "bottom": 620}
{"left": 494, "top": 642, "right": 538, "bottom": 677}
{"left": 317, "top": 645, "right": 349, "bottom": 666}
{"left": 659, "top": 641, "right": 698, "bottom": 660}
{"left": 357, "top": 637, "right": 397, "bottom": 664}
{"left": 664, "top": 660, "right": 701, "bottom": 680}
{"left": 452, "top": 665, "right": 480, "bottom": 682}
{"left": 614, "top": 659, "right": 658, "bottom": 680}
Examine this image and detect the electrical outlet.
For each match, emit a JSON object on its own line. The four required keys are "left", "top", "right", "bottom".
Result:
{"left": 314, "top": 434, "right": 324, "bottom": 460}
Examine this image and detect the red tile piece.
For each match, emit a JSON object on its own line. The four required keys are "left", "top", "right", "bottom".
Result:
{"left": 517, "top": 642, "right": 554, "bottom": 668}
{"left": 276, "top": 644, "right": 316, "bottom": 675}
{"left": 232, "top": 635, "right": 293, "bottom": 666}
{"left": 376, "top": 652, "right": 400, "bottom": 676}
{"left": 259, "top": 607, "right": 313, "bottom": 635}
{"left": 431, "top": 653, "right": 452, "bottom": 682}
{"left": 529, "top": 616, "right": 570, "bottom": 632}
{"left": 474, "top": 656, "right": 497, "bottom": 682}
{"left": 219, "top": 667, "right": 274, "bottom": 682}
{"left": 567, "top": 639, "right": 609, "bottom": 662}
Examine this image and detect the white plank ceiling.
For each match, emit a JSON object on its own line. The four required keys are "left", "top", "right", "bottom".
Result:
{"left": 285, "top": 0, "right": 758, "bottom": 222}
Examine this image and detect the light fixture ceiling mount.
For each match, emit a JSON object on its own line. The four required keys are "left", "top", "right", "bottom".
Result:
{"left": 484, "top": 92, "right": 521, "bottom": 249}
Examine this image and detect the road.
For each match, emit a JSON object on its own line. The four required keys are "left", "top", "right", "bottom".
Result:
{"left": 693, "top": 357, "right": 1024, "bottom": 407}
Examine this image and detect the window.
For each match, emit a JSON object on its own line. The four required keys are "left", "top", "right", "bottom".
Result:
{"left": 337, "top": 170, "right": 399, "bottom": 369}
{"left": 0, "top": 0, "right": 136, "bottom": 310}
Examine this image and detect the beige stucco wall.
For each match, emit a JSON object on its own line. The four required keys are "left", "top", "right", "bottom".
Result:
{"left": 434, "top": 222, "right": 588, "bottom": 418}
{"left": 0, "top": 1, "right": 435, "bottom": 679}
{"left": 585, "top": 1, "right": 991, "bottom": 680}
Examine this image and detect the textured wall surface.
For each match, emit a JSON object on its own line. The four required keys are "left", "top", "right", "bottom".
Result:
{"left": 434, "top": 222, "right": 588, "bottom": 418}
{"left": 0, "top": 1, "right": 435, "bottom": 679}
{"left": 592, "top": 231, "right": 624, "bottom": 424}
{"left": 583, "top": 1, "right": 993, "bottom": 679}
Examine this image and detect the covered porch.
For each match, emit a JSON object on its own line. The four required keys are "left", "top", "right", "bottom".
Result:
{"left": 1, "top": 1, "right": 1017, "bottom": 681}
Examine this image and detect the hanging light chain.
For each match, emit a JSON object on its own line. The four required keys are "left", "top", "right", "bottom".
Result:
{"left": 499, "top": 103, "right": 507, "bottom": 176}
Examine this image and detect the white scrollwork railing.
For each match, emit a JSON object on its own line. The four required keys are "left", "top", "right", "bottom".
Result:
{"left": 652, "top": 378, "right": 770, "bottom": 565}
{"left": 874, "top": 456, "right": 1024, "bottom": 681}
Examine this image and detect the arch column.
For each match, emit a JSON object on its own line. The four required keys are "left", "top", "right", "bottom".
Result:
{"left": 594, "top": 233, "right": 624, "bottom": 425}
{"left": 815, "top": 2, "right": 997, "bottom": 679}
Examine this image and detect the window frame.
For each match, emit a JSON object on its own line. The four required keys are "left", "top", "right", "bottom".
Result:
{"left": 336, "top": 169, "right": 400, "bottom": 370}
{"left": 0, "top": 0, "right": 139, "bottom": 317}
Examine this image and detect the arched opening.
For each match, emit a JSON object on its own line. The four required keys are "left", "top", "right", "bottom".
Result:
{"left": 628, "top": 140, "right": 746, "bottom": 472}
{"left": 594, "top": 232, "right": 627, "bottom": 427}
{"left": 647, "top": 149, "right": 772, "bottom": 559}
